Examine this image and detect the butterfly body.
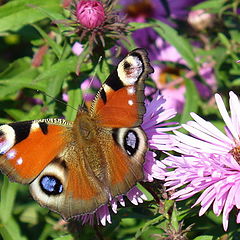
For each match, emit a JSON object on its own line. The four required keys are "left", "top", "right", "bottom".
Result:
{"left": 0, "top": 49, "right": 153, "bottom": 219}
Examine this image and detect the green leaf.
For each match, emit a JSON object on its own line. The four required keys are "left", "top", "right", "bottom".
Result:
{"left": 164, "top": 200, "right": 175, "bottom": 215}
{"left": 53, "top": 235, "right": 73, "bottom": 240}
{"left": 19, "top": 206, "right": 39, "bottom": 225}
{"left": 129, "top": 22, "right": 155, "bottom": 31}
{"left": 136, "top": 183, "right": 154, "bottom": 201}
{"left": 192, "top": 0, "right": 225, "bottom": 11}
{"left": 0, "top": 57, "right": 45, "bottom": 97}
{"left": 0, "top": 217, "right": 27, "bottom": 240}
{"left": 0, "top": 118, "right": 12, "bottom": 123}
{"left": 0, "top": 0, "right": 61, "bottom": 33}
{"left": 3, "top": 109, "right": 29, "bottom": 121}
{"left": 31, "top": 24, "right": 63, "bottom": 59}
{"left": 0, "top": 177, "right": 18, "bottom": 223}
{"left": 96, "top": 58, "right": 110, "bottom": 83}
{"left": 193, "top": 236, "right": 214, "bottom": 240}
{"left": 231, "top": 78, "right": 240, "bottom": 86}
{"left": 34, "top": 57, "right": 78, "bottom": 98}
{"left": 152, "top": 20, "right": 198, "bottom": 72}
{"left": 135, "top": 215, "right": 165, "bottom": 239}
{"left": 218, "top": 33, "right": 231, "bottom": 49}
{"left": 34, "top": 55, "right": 91, "bottom": 85}
{"left": 4, "top": 105, "right": 44, "bottom": 121}
{"left": 64, "top": 79, "right": 82, "bottom": 121}
{"left": 170, "top": 206, "right": 179, "bottom": 231}
{"left": 180, "top": 78, "right": 200, "bottom": 124}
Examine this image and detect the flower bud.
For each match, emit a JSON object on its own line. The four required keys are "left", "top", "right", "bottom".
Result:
{"left": 188, "top": 9, "right": 214, "bottom": 31}
{"left": 76, "top": 0, "right": 105, "bottom": 29}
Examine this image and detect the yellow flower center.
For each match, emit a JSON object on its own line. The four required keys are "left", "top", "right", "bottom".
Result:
{"left": 125, "top": 0, "right": 153, "bottom": 18}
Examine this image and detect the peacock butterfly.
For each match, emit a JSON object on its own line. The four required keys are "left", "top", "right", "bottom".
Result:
{"left": 0, "top": 49, "right": 153, "bottom": 219}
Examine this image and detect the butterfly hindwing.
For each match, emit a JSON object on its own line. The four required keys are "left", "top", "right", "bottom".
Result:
{"left": 105, "top": 127, "right": 148, "bottom": 197}
{"left": 30, "top": 155, "right": 109, "bottom": 219}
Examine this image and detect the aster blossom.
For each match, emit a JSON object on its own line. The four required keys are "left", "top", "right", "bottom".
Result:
{"left": 80, "top": 92, "right": 178, "bottom": 225}
{"left": 69, "top": 0, "right": 128, "bottom": 53}
{"left": 163, "top": 91, "right": 240, "bottom": 230}
{"left": 119, "top": 0, "right": 206, "bottom": 60}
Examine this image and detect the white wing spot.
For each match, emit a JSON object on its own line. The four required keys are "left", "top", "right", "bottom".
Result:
{"left": 127, "top": 86, "right": 135, "bottom": 95}
{"left": 6, "top": 149, "right": 17, "bottom": 160}
{"left": 128, "top": 100, "right": 134, "bottom": 106}
{"left": 0, "top": 125, "right": 16, "bottom": 154}
{"left": 31, "top": 123, "right": 40, "bottom": 132}
{"left": 16, "top": 157, "right": 23, "bottom": 165}
{"left": 117, "top": 56, "right": 143, "bottom": 86}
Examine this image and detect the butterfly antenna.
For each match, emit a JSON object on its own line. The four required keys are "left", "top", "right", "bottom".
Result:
{"left": 81, "top": 55, "right": 103, "bottom": 108}
{"left": 36, "top": 90, "right": 79, "bottom": 112}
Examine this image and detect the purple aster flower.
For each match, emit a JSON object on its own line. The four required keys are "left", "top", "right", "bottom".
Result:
{"left": 119, "top": 0, "right": 205, "bottom": 60}
{"left": 163, "top": 91, "right": 240, "bottom": 230}
{"left": 150, "top": 37, "right": 216, "bottom": 113}
{"left": 72, "top": 41, "right": 84, "bottom": 56}
{"left": 79, "top": 92, "right": 178, "bottom": 225}
{"left": 81, "top": 77, "right": 101, "bottom": 105}
{"left": 62, "top": 77, "right": 101, "bottom": 105}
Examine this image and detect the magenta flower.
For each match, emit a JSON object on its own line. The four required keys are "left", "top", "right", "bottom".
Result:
{"left": 69, "top": 0, "right": 128, "bottom": 52}
{"left": 79, "top": 92, "right": 178, "bottom": 225}
{"left": 163, "top": 91, "right": 240, "bottom": 230}
{"left": 76, "top": 0, "right": 105, "bottom": 29}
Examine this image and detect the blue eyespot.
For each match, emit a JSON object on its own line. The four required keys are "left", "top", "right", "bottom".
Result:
{"left": 124, "top": 130, "right": 139, "bottom": 156}
{"left": 40, "top": 175, "right": 63, "bottom": 195}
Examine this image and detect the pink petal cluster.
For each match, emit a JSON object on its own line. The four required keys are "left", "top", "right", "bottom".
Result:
{"left": 72, "top": 42, "right": 84, "bottom": 56}
{"left": 163, "top": 91, "right": 240, "bottom": 230}
{"left": 187, "top": 9, "right": 215, "bottom": 31}
{"left": 76, "top": 0, "right": 105, "bottom": 29}
{"left": 80, "top": 92, "right": 178, "bottom": 225}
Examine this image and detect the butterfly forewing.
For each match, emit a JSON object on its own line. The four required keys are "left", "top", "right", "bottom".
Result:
{"left": 0, "top": 119, "right": 71, "bottom": 183}
{"left": 91, "top": 49, "right": 153, "bottom": 128}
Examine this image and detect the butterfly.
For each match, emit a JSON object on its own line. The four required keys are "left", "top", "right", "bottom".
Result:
{"left": 0, "top": 48, "right": 153, "bottom": 220}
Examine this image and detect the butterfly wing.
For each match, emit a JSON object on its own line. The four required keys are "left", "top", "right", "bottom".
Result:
{"left": 91, "top": 48, "right": 153, "bottom": 128}
{"left": 29, "top": 149, "right": 108, "bottom": 219}
{"left": 0, "top": 119, "right": 108, "bottom": 219}
{"left": 0, "top": 119, "right": 70, "bottom": 183}
{"left": 89, "top": 49, "right": 153, "bottom": 198}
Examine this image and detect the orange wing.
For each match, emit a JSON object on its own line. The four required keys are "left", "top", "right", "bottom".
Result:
{"left": 0, "top": 119, "right": 109, "bottom": 219}
{"left": 0, "top": 119, "right": 70, "bottom": 183}
{"left": 90, "top": 49, "right": 153, "bottom": 128}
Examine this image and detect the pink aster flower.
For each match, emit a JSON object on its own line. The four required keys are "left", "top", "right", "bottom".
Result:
{"left": 163, "top": 91, "right": 240, "bottom": 230}
{"left": 188, "top": 9, "right": 215, "bottom": 31}
{"left": 76, "top": 0, "right": 105, "bottom": 29}
{"left": 80, "top": 92, "right": 178, "bottom": 225}
{"left": 69, "top": 0, "right": 128, "bottom": 53}
{"left": 72, "top": 41, "right": 84, "bottom": 56}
